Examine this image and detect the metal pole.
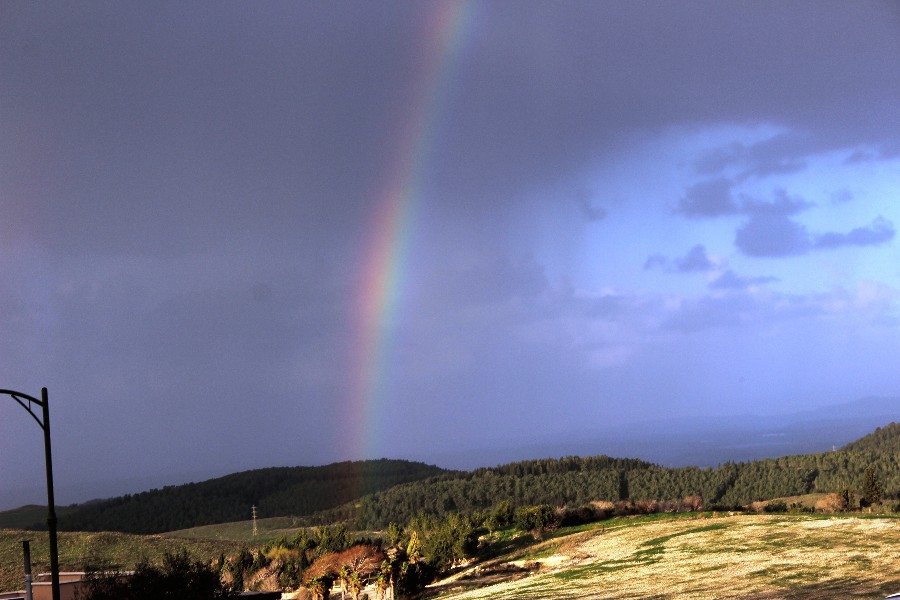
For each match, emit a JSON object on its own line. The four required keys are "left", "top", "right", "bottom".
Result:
{"left": 41, "top": 388, "right": 60, "bottom": 600}
{"left": 2, "top": 387, "right": 60, "bottom": 600}
{"left": 22, "top": 540, "right": 33, "bottom": 600}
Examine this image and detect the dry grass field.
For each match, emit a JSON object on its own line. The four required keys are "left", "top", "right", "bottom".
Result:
{"left": 432, "top": 514, "right": 900, "bottom": 600}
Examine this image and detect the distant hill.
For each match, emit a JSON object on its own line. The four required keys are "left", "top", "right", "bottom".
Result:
{"left": 436, "top": 396, "right": 900, "bottom": 470}
{"left": 0, "top": 504, "right": 78, "bottom": 530}
{"left": 841, "top": 422, "right": 899, "bottom": 453}
{"left": 48, "top": 459, "right": 449, "bottom": 534}
{"left": 324, "top": 424, "right": 900, "bottom": 529}
{"left": 9, "top": 424, "right": 897, "bottom": 536}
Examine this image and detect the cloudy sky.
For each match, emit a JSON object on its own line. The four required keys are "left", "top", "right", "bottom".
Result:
{"left": 2, "top": 1, "right": 899, "bottom": 508}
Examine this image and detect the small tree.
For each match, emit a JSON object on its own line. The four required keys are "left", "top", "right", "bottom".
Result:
{"left": 385, "top": 522, "right": 404, "bottom": 548}
{"left": 406, "top": 531, "right": 423, "bottom": 565}
{"left": 860, "top": 466, "right": 883, "bottom": 510}
{"left": 484, "top": 513, "right": 500, "bottom": 534}
{"left": 394, "top": 560, "right": 434, "bottom": 599}
{"left": 840, "top": 487, "right": 855, "bottom": 510}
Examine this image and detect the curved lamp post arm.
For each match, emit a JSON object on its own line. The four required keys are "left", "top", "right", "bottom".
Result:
{"left": 1, "top": 389, "right": 46, "bottom": 430}
{"left": 2, "top": 387, "right": 59, "bottom": 600}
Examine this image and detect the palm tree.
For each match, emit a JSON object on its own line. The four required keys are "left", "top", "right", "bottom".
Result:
{"left": 374, "top": 560, "right": 395, "bottom": 600}
{"left": 348, "top": 570, "right": 365, "bottom": 600}
{"left": 338, "top": 566, "right": 351, "bottom": 599}
{"left": 306, "top": 575, "right": 334, "bottom": 600}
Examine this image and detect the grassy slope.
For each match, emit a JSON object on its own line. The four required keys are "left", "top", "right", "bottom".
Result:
{"left": 0, "top": 505, "right": 78, "bottom": 530}
{"left": 165, "top": 515, "right": 308, "bottom": 542}
{"left": 0, "top": 528, "right": 244, "bottom": 593}
{"left": 430, "top": 513, "right": 900, "bottom": 600}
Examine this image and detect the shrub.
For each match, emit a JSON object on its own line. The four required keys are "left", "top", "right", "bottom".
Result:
{"left": 815, "top": 493, "right": 847, "bottom": 513}
{"left": 683, "top": 495, "right": 704, "bottom": 512}
{"left": 557, "top": 504, "right": 597, "bottom": 527}
{"left": 81, "top": 550, "right": 232, "bottom": 600}
{"left": 589, "top": 500, "right": 616, "bottom": 519}
{"left": 634, "top": 499, "right": 660, "bottom": 514}
{"left": 514, "top": 504, "right": 557, "bottom": 539}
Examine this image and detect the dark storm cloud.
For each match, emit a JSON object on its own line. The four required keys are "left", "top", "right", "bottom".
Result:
{"left": 0, "top": 2, "right": 427, "bottom": 256}
{"left": 4, "top": 1, "right": 898, "bottom": 254}
{"left": 428, "top": 1, "right": 900, "bottom": 202}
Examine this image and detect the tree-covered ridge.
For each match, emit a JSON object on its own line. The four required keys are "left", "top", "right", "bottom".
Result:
{"left": 334, "top": 443, "right": 900, "bottom": 529}
{"left": 841, "top": 422, "right": 900, "bottom": 453}
{"left": 42, "top": 425, "right": 900, "bottom": 535}
{"left": 55, "top": 459, "right": 449, "bottom": 534}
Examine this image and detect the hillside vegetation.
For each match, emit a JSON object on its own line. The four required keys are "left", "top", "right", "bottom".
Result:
{"left": 335, "top": 440, "right": 900, "bottom": 529}
{"left": 842, "top": 421, "right": 900, "bottom": 453}
{"left": 54, "top": 459, "right": 448, "bottom": 534}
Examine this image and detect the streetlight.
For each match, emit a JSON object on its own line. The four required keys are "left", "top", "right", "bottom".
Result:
{"left": 2, "top": 387, "right": 60, "bottom": 600}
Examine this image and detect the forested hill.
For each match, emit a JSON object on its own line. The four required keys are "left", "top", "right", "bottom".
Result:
{"left": 328, "top": 428, "right": 900, "bottom": 529}
{"left": 28, "top": 425, "right": 900, "bottom": 535}
{"left": 52, "top": 459, "right": 449, "bottom": 534}
{"left": 841, "top": 422, "right": 899, "bottom": 453}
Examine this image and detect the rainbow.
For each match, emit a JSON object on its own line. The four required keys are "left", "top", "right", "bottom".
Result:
{"left": 348, "top": 3, "right": 473, "bottom": 460}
